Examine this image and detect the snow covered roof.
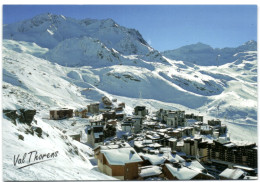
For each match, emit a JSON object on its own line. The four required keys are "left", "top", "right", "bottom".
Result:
{"left": 165, "top": 163, "right": 200, "bottom": 180}
{"left": 139, "top": 153, "right": 166, "bottom": 165}
{"left": 146, "top": 135, "right": 160, "bottom": 140}
{"left": 148, "top": 143, "right": 162, "bottom": 148}
{"left": 182, "top": 160, "right": 205, "bottom": 172}
{"left": 224, "top": 143, "right": 236, "bottom": 148}
{"left": 170, "top": 154, "right": 185, "bottom": 163}
{"left": 177, "top": 141, "right": 184, "bottom": 147}
{"left": 219, "top": 168, "right": 245, "bottom": 179}
{"left": 159, "top": 147, "right": 171, "bottom": 153}
{"left": 139, "top": 152, "right": 185, "bottom": 165}
{"left": 156, "top": 129, "right": 167, "bottom": 133}
{"left": 139, "top": 165, "right": 162, "bottom": 178}
{"left": 101, "top": 147, "right": 142, "bottom": 165}
{"left": 244, "top": 176, "right": 258, "bottom": 180}
{"left": 233, "top": 165, "right": 254, "bottom": 171}
{"left": 143, "top": 140, "right": 153, "bottom": 144}
{"left": 231, "top": 140, "right": 255, "bottom": 146}
{"left": 216, "top": 137, "right": 230, "bottom": 144}
{"left": 134, "top": 141, "right": 144, "bottom": 148}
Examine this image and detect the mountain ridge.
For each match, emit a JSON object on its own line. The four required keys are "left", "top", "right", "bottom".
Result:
{"left": 162, "top": 40, "right": 257, "bottom": 66}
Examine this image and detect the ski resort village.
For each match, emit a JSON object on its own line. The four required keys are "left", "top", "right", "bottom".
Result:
{"left": 3, "top": 96, "right": 258, "bottom": 180}
{"left": 2, "top": 10, "right": 258, "bottom": 181}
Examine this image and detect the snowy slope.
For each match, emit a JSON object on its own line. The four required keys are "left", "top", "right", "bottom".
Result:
{"left": 2, "top": 114, "right": 116, "bottom": 181}
{"left": 3, "top": 39, "right": 257, "bottom": 141}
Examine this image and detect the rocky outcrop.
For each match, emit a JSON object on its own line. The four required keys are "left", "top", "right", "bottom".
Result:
{"left": 3, "top": 109, "right": 36, "bottom": 125}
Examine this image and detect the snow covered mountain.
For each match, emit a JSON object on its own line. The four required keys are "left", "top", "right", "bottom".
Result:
{"left": 162, "top": 40, "right": 257, "bottom": 66}
{"left": 2, "top": 13, "right": 257, "bottom": 181}
{"left": 4, "top": 13, "right": 153, "bottom": 55}
{"left": 4, "top": 13, "right": 167, "bottom": 66}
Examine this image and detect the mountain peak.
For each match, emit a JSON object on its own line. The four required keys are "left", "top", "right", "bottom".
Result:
{"left": 237, "top": 40, "right": 257, "bottom": 51}
{"left": 30, "top": 13, "right": 67, "bottom": 23}
{"left": 3, "top": 13, "right": 152, "bottom": 54}
{"left": 243, "top": 40, "right": 257, "bottom": 47}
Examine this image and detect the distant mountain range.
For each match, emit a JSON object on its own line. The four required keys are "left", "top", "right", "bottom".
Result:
{"left": 162, "top": 40, "right": 257, "bottom": 66}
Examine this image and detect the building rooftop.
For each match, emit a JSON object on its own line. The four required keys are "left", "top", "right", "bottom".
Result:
{"left": 165, "top": 163, "right": 200, "bottom": 180}
{"left": 101, "top": 147, "right": 142, "bottom": 165}
{"left": 139, "top": 165, "right": 162, "bottom": 178}
{"left": 219, "top": 168, "right": 245, "bottom": 179}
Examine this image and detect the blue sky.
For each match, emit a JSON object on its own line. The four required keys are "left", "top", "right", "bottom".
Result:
{"left": 3, "top": 5, "right": 257, "bottom": 51}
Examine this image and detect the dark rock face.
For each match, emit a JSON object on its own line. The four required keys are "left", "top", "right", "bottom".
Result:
{"left": 3, "top": 109, "right": 36, "bottom": 125}
{"left": 18, "top": 134, "right": 24, "bottom": 141}
{"left": 3, "top": 110, "right": 19, "bottom": 125}
{"left": 34, "top": 127, "right": 43, "bottom": 138}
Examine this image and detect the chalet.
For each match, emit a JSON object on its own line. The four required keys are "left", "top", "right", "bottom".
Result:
{"left": 139, "top": 149, "right": 185, "bottom": 166}
{"left": 163, "top": 163, "right": 214, "bottom": 180}
{"left": 49, "top": 108, "right": 73, "bottom": 120}
{"left": 138, "top": 165, "right": 163, "bottom": 180}
{"left": 93, "top": 141, "right": 131, "bottom": 159}
{"left": 86, "top": 126, "right": 104, "bottom": 148}
{"left": 219, "top": 168, "right": 246, "bottom": 180}
{"left": 134, "top": 106, "right": 148, "bottom": 117}
{"left": 181, "top": 160, "right": 209, "bottom": 174}
{"left": 87, "top": 103, "right": 99, "bottom": 114}
{"left": 134, "top": 140, "right": 162, "bottom": 154}
{"left": 97, "top": 147, "right": 143, "bottom": 180}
